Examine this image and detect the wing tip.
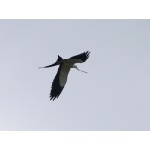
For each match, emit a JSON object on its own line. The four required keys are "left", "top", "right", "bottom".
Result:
{"left": 49, "top": 95, "right": 58, "bottom": 101}
{"left": 49, "top": 90, "right": 60, "bottom": 101}
{"left": 49, "top": 91, "right": 58, "bottom": 100}
{"left": 84, "top": 51, "right": 90, "bottom": 61}
{"left": 85, "top": 51, "right": 90, "bottom": 57}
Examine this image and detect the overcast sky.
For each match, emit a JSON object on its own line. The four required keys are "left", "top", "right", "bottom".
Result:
{"left": 0, "top": 20, "right": 150, "bottom": 130}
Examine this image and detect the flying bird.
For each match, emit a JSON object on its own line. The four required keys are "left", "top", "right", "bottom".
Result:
{"left": 39, "top": 51, "right": 90, "bottom": 100}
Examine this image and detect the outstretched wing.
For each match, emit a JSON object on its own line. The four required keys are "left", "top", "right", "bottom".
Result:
{"left": 50, "top": 63, "right": 71, "bottom": 100}
{"left": 69, "top": 51, "right": 90, "bottom": 63}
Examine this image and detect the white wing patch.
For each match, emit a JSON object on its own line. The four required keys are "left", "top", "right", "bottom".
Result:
{"left": 59, "top": 64, "right": 71, "bottom": 87}
{"left": 58, "top": 59, "right": 83, "bottom": 87}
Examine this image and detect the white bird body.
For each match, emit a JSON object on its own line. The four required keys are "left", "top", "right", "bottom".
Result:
{"left": 39, "top": 51, "right": 90, "bottom": 100}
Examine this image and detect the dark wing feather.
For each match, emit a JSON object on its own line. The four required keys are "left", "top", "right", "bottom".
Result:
{"left": 69, "top": 51, "right": 90, "bottom": 62}
{"left": 50, "top": 65, "right": 64, "bottom": 100}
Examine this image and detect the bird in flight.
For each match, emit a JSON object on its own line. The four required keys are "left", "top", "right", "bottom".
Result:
{"left": 39, "top": 51, "right": 90, "bottom": 100}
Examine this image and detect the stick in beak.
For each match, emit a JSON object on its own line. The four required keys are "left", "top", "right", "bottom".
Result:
{"left": 76, "top": 67, "right": 88, "bottom": 73}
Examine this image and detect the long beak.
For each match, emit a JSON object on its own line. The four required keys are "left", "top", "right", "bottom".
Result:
{"left": 38, "top": 63, "right": 57, "bottom": 69}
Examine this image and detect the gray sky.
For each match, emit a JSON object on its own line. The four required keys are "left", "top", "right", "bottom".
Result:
{"left": 0, "top": 20, "right": 150, "bottom": 130}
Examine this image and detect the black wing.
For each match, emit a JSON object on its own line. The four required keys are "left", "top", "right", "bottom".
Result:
{"left": 50, "top": 63, "right": 71, "bottom": 100}
{"left": 69, "top": 51, "right": 90, "bottom": 62}
{"left": 50, "top": 65, "right": 64, "bottom": 100}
